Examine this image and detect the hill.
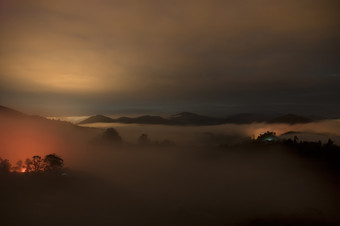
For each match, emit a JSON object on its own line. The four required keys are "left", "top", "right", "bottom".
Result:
{"left": 169, "top": 112, "right": 223, "bottom": 125}
{"left": 224, "top": 113, "right": 268, "bottom": 124}
{"left": 269, "top": 114, "right": 313, "bottom": 124}
{"left": 0, "top": 105, "right": 26, "bottom": 117}
{"left": 78, "top": 115, "right": 115, "bottom": 124}
{"left": 78, "top": 112, "right": 316, "bottom": 126}
{"left": 116, "top": 115, "right": 168, "bottom": 124}
{"left": 79, "top": 112, "right": 224, "bottom": 126}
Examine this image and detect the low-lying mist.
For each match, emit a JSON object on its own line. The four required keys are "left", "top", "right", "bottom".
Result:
{"left": 80, "top": 120, "right": 340, "bottom": 145}
{"left": 1, "top": 116, "right": 340, "bottom": 225}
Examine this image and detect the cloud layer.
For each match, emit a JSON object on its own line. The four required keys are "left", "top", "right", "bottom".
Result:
{"left": 1, "top": 0, "right": 339, "bottom": 115}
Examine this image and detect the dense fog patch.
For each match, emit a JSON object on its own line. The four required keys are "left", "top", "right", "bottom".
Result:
{"left": 1, "top": 116, "right": 340, "bottom": 225}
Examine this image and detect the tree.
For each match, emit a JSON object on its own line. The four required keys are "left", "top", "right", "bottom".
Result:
{"left": 103, "top": 128, "right": 122, "bottom": 144}
{"left": 12, "top": 160, "right": 23, "bottom": 172}
{"left": 44, "top": 154, "right": 64, "bottom": 172}
{"left": 256, "top": 131, "right": 279, "bottom": 142}
{"left": 32, "top": 155, "right": 43, "bottom": 172}
{"left": 24, "top": 158, "right": 33, "bottom": 172}
{"left": 294, "top": 135, "right": 299, "bottom": 143}
{"left": 0, "top": 157, "right": 11, "bottom": 173}
{"left": 138, "top": 133, "right": 150, "bottom": 145}
{"left": 326, "top": 138, "right": 334, "bottom": 146}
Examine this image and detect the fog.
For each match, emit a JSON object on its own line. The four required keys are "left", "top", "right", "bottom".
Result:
{"left": 80, "top": 120, "right": 340, "bottom": 145}
{"left": 1, "top": 116, "right": 340, "bottom": 225}
{"left": 71, "top": 145, "right": 339, "bottom": 225}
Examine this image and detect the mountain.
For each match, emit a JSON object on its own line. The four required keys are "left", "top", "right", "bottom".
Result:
{"left": 116, "top": 115, "right": 168, "bottom": 124}
{"left": 77, "top": 111, "right": 318, "bottom": 126}
{"left": 269, "top": 114, "right": 313, "bottom": 124}
{"left": 169, "top": 112, "right": 223, "bottom": 125}
{"left": 281, "top": 131, "right": 301, "bottom": 135}
{"left": 78, "top": 115, "right": 115, "bottom": 124}
{"left": 79, "top": 112, "right": 224, "bottom": 125}
{"left": 224, "top": 113, "right": 268, "bottom": 124}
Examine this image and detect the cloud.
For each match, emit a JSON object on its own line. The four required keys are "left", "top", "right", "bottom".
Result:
{"left": 0, "top": 0, "right": 339, "bottom": 114}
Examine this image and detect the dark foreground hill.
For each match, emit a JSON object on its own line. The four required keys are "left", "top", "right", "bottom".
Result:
{"left": 2, "top": 144, "right": 340, "bottom": 226}
{"left": 0, "top": 105, "right": 27, "bottom": 117}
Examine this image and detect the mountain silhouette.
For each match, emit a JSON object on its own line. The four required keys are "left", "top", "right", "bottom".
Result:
{"left": 116, "top": 115, "right": 168, "bottom": 124}
{"left": 79, "top": 112, "right": 224, "bottom": 125}
{"left": 78, "top": 112, "right": 318, "bottom": 126}
{"left": 169, "top": 112, "right": 223, "bottom": 125}
{"left": 224, "top": 113, "right": 269, "bottom": 124}
{"left": 78, "top": 115, "right": 115, "bottom": 124}
{"left": 269, "top": 114, "right": 313, "bottom": 124}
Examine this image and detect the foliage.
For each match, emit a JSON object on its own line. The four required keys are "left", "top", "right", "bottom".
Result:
{"left": 138, "top": 133, "right": 151, "bottom": 145}
{"left": 24, "top": 158, "right": 33, "bottom": 172}
{"left": 103, "top": 128, "right": 123, "bottom": 144}
{"left": 0, "top": 154, "right": 65, "bottom": 174}
{"left": 0, "top": 157, "right": 11, "bottom": 172}
{"left": 11, "top": 160, "right": 23, "bottom": 172}
{"left": 32, "top": 155, "right": 43, "bottom": 172}
{"left": 256, "top": 131, "right": 279, "bottom": 142}
{"left": 43, "top": 154, "right": 64, "bottom": 172}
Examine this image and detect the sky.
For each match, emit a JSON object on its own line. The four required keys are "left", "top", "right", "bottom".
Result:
{"left": 0, "top": 0, "right": 339, "bottom": 116}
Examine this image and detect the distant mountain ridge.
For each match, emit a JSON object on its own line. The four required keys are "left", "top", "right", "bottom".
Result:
{"left": 224, "top": 113, "right": 268, "bottom": 124}
{"left": 0, "top": 104, "right": 320, "bottom": 126}
{"left": 269, "top": 114, "right": 312, "bottom": 124}
{"left": 168, "top": 112, "right": 222, "bottom": 125}
{"left": 78, "top": 115, "right": 115, "bottom": 124}
{"left": 78, "top": 112, "right": 316, "bottom": 126}
{"left": 116, "top": 115, "right": 168, "bottom": 124}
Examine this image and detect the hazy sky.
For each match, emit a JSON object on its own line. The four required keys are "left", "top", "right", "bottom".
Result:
{"left": 1, "top": 0, "right": 339, "bottom": 116}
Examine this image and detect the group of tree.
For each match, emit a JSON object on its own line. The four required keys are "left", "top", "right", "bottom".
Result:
{"left": 99, "top": 128, "right": 175, "bottom": 147}
{"left": 255, "top": 131, "right": 280, "bottom": 142}
{"left": 0, "top": 157, "right": 11, "bottom": 172}
{"left": 137, "top": 133, "right": 176, "bottom": 147}
{"left": 0, "top": 154, "right": 64, "bottom": 174}
{"left": 102, "top": 128, "right": 123, "bottom": 144}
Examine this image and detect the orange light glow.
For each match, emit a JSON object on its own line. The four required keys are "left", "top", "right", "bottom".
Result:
{"left": 0, "top": 117, "right": 62, "bottom": 163}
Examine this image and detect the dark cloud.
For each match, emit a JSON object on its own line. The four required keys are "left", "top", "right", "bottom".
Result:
{"left": 0, "top": 0, "right": 339, "bottom": 115}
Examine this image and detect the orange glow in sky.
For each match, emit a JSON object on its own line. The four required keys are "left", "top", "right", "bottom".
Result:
{"left": 0, "top": 118, "right": 61, "bottom": 163}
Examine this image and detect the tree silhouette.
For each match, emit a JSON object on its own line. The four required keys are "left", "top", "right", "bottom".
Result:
{"left": 103, "top": 128, "right": 123, "bottom": 144}
{"left": 294, "top": 135, "right": 299, "bottom": 143}
{"left": 0, "top": 157, "right": 11, "bottom": 173}
{"left": 256, "top": 131, "right": 279, "bottom": 142}
{"left": 32, "top": 155, "right": 43, "bottom": 172}
{"left": 12, "top": 160, "right": 23, "bottom": 172}
{"left": 24, "top": 158, "right": 33, "bottom": 172}
{"left": 44, "top": 154, "right": 64, "bottom": 172}
{"left": 326, "top": 138, "right": 334, "bottom": 147}
{"left": 138, "top": 133, "right": 150, "bottom": 145}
